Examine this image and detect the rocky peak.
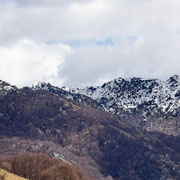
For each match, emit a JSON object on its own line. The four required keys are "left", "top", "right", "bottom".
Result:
{"left": 69, "top": 76, "right": 180, "bottom": 114}
{"left": 0, "top": 80, "right": 17, "bottom": 95}
{"left": 168, "top": 75, "right": 179, "bottom": 83}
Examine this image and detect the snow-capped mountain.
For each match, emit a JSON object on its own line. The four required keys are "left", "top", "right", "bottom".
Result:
{"left": 2, "top": 82, "right": 180, "bottom": 180}
{"left": 0, "top": 80, "right": 17, "bottom": 95}
{"left": 33, "top": 82, "right": 101, "bottom": 109}
{"left": 1, "top": 77, "right": 180, "bottom": 179}
{"left": 33, "top": 75, "right": 180, "bottom": 135}
{"left": 70, "top": 75, "right": 180, "bottom": 115}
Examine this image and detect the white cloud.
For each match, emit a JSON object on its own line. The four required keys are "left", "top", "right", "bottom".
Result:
{"left": 61, "top": 37, "right": 180, "bottom": 86}
{"left": 11, "top": 0, "right": 93, "bottom": 7}
{"left": 0, "top": 39, "right": 71, "bottom": 87}
{"left": 0, "top": 0, "right": 180, "bottom": 42}
{"left": 0, "top": 0, "right": 180, "bottom": 87}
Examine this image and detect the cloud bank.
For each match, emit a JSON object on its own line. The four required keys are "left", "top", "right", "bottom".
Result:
{"left": 0, "top": 0, "right": 180, "bottom": 87}
{"left": 0, "top": 39, "right": 70, "bottom": 87}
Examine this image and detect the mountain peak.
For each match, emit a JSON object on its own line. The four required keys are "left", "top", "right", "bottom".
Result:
{"left": 0, "top": 80, "right": 17, "bottom": 95}
{"left": 167, "top": 74, "right": 179, "bottom": 83}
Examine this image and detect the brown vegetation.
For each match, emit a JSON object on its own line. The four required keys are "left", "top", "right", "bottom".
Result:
{"left": 0, "top": 153, "right": 91, "bottom": 180}
{"left": 40, "top": 163, "right": 90, "bottom": 180}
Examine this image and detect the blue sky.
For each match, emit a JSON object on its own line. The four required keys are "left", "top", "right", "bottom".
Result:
{"left": 63, "top": 37, "right": 119, "bottom": 48}
{"left": 0, "top": 0, "right": 180, "bottom": 87}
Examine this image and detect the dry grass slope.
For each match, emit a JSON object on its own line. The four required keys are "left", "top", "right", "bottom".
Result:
{"left": 0, "top": 169, "right": 28, "bottom": 180}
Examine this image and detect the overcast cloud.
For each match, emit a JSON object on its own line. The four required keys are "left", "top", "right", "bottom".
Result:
{"left": 0, "top": 0, "right": 180, "bottom": 87}
{"left": 0, "top": 39, "right": 70, "bottom": 86}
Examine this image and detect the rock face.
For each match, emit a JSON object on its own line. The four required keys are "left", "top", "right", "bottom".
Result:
{"left": 34, "top": 75, "right": 180, "bottom": 135}
{"left": 1, "top": 82, "right": 180, "bottom": 179}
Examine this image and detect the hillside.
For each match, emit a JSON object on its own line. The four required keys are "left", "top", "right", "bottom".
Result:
{"left": 0, "top": 82, "right": 180, "bottom": 179}
{"left": 0, "top": 169, "right": 28, "bottom": 180}
{"left": 34, "top": 75, "right": 180, "bottom": 136}
{"left": 70, "top": 75, "right": 180, "bottom": 135}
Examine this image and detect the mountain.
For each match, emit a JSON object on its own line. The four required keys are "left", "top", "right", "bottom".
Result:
{"left": 71, "top": 75, "right": 180, "bottom": 135}
{"left": 0, "top": 80, "right": 18, "bottom": 96}
{"left": 71, "top": 75, "right": 180, "bottom": 115}
{"left": 34, "top": 75, "right": 180, "bottom": 136}
{"left": 1, "top": 81, "right": 180, "bottom": 179}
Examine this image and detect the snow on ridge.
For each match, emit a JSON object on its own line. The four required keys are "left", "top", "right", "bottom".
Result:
{"left": 31, "top": 76, "right": 180, "bottom": 116}
{"left": 0, "top": 80, "right": 16, "bottom": 95}
{"left": 69, "top": 76, "right": 180, "bottom": 114}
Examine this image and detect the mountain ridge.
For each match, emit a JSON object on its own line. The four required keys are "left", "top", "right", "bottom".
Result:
{"left": 1, "top": 76, "right": 180, "bottom": 179}
{"left": 33, "top": 75, "right": 180, "bottom": 135}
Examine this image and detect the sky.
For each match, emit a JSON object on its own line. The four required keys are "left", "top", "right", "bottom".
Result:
{"left": 0, "top": 0, "right": 180, "bottom": 87}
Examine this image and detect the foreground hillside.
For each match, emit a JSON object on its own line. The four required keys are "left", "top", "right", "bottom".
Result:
{"left": 0, "top": 80, "right": 180, "bottom": 179}
{"left": 0, "top": 169, "right": 28, "bottom": 180}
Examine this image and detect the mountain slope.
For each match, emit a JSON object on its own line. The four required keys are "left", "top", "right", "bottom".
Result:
{"left": 1, "top": 85, "right": 180, "bottom": 179}
{"left": 70, "top": 75, "right": 180, "bottom": 135}
{"left": 34, "top": 75, "right": 180, "bottom": 135}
